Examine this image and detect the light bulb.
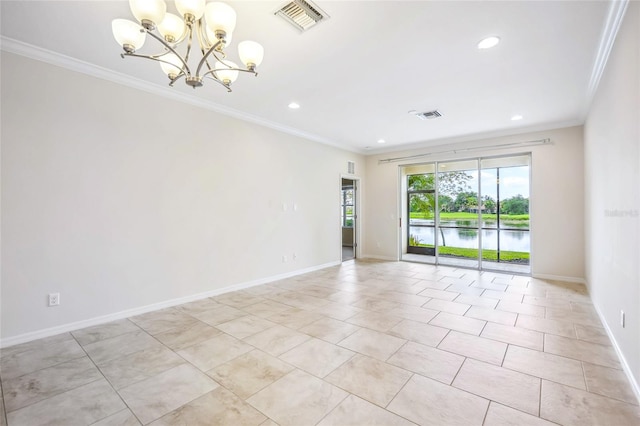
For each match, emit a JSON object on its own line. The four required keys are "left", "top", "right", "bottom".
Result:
{"left": 159, "top": 53, "right": 183, "bottom": 77}
{"left": 112, "top": 19, "right": 146, "bottom": 52}
{"left": 238, "top": 41, "right": 264, "bottom": 68}
{"left": 205, "top": 2, "right": 237, "bottom": 36}
{"left": 214, "top": 60, "right": 239, "bottom": 84}
{"left": 205, "top": 25, "right": 232, "bottom": 48}
{"left": 129, "top": 0, "right": 167, "bottom": 28}
{"left": 158, "top": 13, "right": 185, "bottom": 43}
{"left": 175, "top": 0, "right": 206, "bottom": 19}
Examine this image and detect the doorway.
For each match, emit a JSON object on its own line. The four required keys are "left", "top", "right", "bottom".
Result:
{"left": 341, "top": 178, "right": 357, "bottom": 261}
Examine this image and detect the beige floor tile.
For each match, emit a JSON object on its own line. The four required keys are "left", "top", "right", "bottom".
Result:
{"left": 92, "top": 409, "right": 141, "bottom": 426}
{"left": 544, "top": 334, "right": 620, "bottom": 368}
{"left": 299, "top": 317, "right": 360, "bottom": 344}
{"left": 119, "top": 364, "right": 218, "bottom": 424}
{"left": 417, "top": 279, "right": 450, "bottom": 291}
{"left": 173, "top": 297, "right": 221, "bottom": 315}
{"left": 178, "top": 333, "right": 254, "bottom": 371}
{"left": 345, "top": 311, "right": 403, "bottom": 332}
{"left": 214, "top": 291, "right": 265, "bottom": 309}
{"left": 337, "top": 328, "right": 406, "bottom": 361}
{"left": 189, "top": 304, "right": 248, "bottom": 325}
{"left": 241, "top": 300, "right": 291, "bottom": 318}
{"left": 503, "top": 345, "right": 585, "bottom": 389}
{"left": 207, "top": 349, "right": 294, "bottom": 399}
{"left": 484, "top": 402, "right": 556, "bottom": 426}
{"left": 325, "top": 355, "right": 412, "bottom": 407}
{"left": 266, "top": 307, "right": 325, "bottom": 330}
{"left": 259, "top": 419, "right": 278, "bottom": 426}
{"left": 388, "top": 319, "right": 449, "bottom": 347}
{"left": 6, "top": 379, "right": 125, "bottom": 426}
{"left": 310, "top": 301, "right": 363, "bottom": 321}
{"left": 545, "top": 307, "right": 602, "bottom": 327}
{"left": 244, "top": 325, "right": 311, "bottom": 356}
{"left": 429, "top": 312, "right": 486, "bottom": 335}
{"left": 154, "top": 320, "right": 221, "bottom": 351}
{"left": 0, "top": 333, "right": 75, "bottom": 360}
{"left": 0, "top": 339, "right": 86, "bottom": 380}
{"left": 151, "top": 387, "right": 266, "bottom": 426}
{"left": 247, "top": 369, "right": 348, "bottom": 426}
{"left": 98, "top": 346, "right": 184, "bottom": 389}
{"left": 84, "top": 331, "right": 164, "bottom": 366}
{"left": 515, "top": 315, "right": 576, "bottom": 338}
{"left": 1, "top": 389, "right": 5, "bottom": 426}
{"left": 482, "top": 290, "right": 524, "bottom": 302}
{"left": 129, "top": 308, "right": 198, "bottom": 335}
{"left": 371, "top": 290, "right": 430, "bottom": 307}
{"left": 317, "top": 394, "right": 415, "bottom": 426}
{"left": 71, "top": 319, "right": 140, "bottom": 346}
{"left": 280, "top": 338, "right": 354, "bottom": 378}
{"left": 388, "top": 373, "right": 489, "bottom": 426}
{"left": 446, "top": 283, "right": 486, "bottom": 296}
{"left": 454, "top": 293, "right": 499, "bottom": 309}
{"left": 522, "top": 295, "right": 571, "bottom": 310}
{"left": 3, "top": 356, "right": 102, "bottom": 412}
{"left": 496, "top": 300, "right": 545, "bottom": 317}
{"left": 422, "top": 298, "right": 471, "bottom": 315}
{"left": 387, "top": 304, "right": 439, "bottom": 324}
{"left": 465, "top": 306, "right": 517, "bottom": 326}
{"left": 418, "top": 288, "right": 459, "bottom": 301}
{"left": 471, "top": 281, "right": 508, "bottom": 292}
{"left": 438, "top": 331, "right": 507, "bottom": 365}
{"left": 388, "top": 341, "right": 464, "bottom": 384}
{"left": 215, "top": 315, "right": 277, "bottom": 339}
{"left": 351, "top": 297, "right": 401, "bottom": 313}
{"left": 506, "top": 285, "right": 546, "bottom": 297}
{"left": 574, "top": 323, "right": 611, "bottom": 345}
{"left": 481, "top": 322, "right": 543, "bottom": 351}
{"left": 583, "top": 362, "right": 639, "bottom": 404}
{"left": 540, "top": 380, "right": 640, "bottom": 425}
{"left": 453, "top": 358, "right": 541, "bottom": 415}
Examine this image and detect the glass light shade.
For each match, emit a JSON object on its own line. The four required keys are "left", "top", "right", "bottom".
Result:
{"left": 214, "top": 61, "right": 239, "bottom": 83}
{"left": 158, "top": 13, "right": 185, "bottom": 41}
{"left": 205, "top": 2, "right": 237, "bottom": 35}
{"left": 205, "top": 25, "right": 231, "bottom": 47}
{"left": 238, "top": 41, "right": 264, "bottom": 67}
{"left": 129, "top": 0, "right": 167, "bottom": 26}
{"left": 159, "top": 53, "right": 183, "bottom": 76}
{"left": 112, "top": 19, "right": 146, "bottom": 50}
{"left": 175, "top": 0, "right": 206, "bottom": 19}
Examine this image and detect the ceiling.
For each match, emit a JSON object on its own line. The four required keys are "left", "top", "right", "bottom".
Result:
{"left": 0, "top": 1, "right": 612, "bottom": 153}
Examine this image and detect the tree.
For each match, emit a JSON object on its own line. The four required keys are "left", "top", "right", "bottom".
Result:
{"left": 454, "top": 191, "right": 478, "bottom": 212}
{"left": 482, "top": 195, "right": 497, "bottom": 214}
{"left": 501, "top": 195, "right": 529, "bottom": 215}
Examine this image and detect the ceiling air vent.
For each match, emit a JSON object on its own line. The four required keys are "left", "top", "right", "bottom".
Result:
{"left": 411, "top": 110, "right": 443, "bottom": 120}
{"left": 275, "top": 0, "right": 329, "bottom": 32}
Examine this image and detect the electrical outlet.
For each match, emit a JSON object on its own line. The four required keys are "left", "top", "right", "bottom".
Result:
{"left": 621, "top": 310, "right": 625, "bottom": 328}
{"left": 282, "top": 255, "right": 288, "bottom": 263}
{"left": 48, "top": 293, "right": 60, "bottom": 307}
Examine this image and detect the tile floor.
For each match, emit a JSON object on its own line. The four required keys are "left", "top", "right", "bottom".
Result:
{"left": 1, "top": 260, "right": 639, "bottom": 425}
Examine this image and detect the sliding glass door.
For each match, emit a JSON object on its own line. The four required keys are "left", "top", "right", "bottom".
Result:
{"left": 403, "top": 154, "right": 531, "bottom": 273}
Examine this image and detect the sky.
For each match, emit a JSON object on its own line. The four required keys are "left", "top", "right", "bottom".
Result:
{"left": 465, "top": 166, "right": 529, "bottom": 200}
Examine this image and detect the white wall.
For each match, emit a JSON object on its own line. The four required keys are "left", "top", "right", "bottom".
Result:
{"left": 364, "top": 126, "right": 585, "bottom": 281}
{"left": 0, "top": 52, "right": 364, "bottom": 342}
{"left": 584, "top": 1, "right": 639, "bottom": 390}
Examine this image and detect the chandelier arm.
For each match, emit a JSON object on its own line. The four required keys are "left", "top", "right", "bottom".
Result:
{"left": 199, "top": 70, "right": 233, "bottom": 92}
{"left": 122, "top": 52, "right": 188, "bottom": 81}
{"left": 195, "top": 40, "right": 226, "bottom": 77}
{"left": 144, "top": 30, "right": 192, "bottom": 76}
{"left": 183, "top": 22, "right": 194, "bottom": 67}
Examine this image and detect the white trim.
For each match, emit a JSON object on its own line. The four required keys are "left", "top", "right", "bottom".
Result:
{"left": 583, "top": 0, "right": 629, "bottom": 118}
{"left": 531, "top": 273, "right": 585, "bottom": 284}
{"left": 0, "top": 36, "right": 360, "bottom": 155}
{"left": 592, "top": 300, "right": 640, "bottom": 404}
{"left": 0, "top": 261, "right": 340, "bottom": 349}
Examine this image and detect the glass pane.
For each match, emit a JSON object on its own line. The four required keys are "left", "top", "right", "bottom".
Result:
{"left": 499, "top": 230, "right": 530, "bottom": 265}
{"left": 408, "top": 173, "right": 435, "bottom": 191}
{"left": 409, "top": 226, "right": 435, "bottom": 249}
{"left": 498, "top": 166, "right": 530, "bottom": 229}
{"left": 409, "top": 193, "right": 435, "bottom": 226}
{"left": 480, "top": 167, "right": 498, "bottom": 228}
{"left": 481, "top": 229, "right": 498, "bottom": 261}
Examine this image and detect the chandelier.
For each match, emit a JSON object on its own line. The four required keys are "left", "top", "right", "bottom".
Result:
{"left": 111, "top": 0, "right": 264, "bottom": 91}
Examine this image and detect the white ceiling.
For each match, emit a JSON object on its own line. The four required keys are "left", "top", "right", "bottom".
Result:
{"left": 0, "top": 1, "right": 612, "bottom": 153}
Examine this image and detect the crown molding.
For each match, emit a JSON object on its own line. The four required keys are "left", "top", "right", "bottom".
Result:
{"left": 0, "top": 36, "right": 363, "bottom": 155}
{"left": 583, "top": 0, "right": 629, "bottom": 118}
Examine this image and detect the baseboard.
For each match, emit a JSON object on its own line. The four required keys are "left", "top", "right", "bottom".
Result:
{"left": 531, "top": 273, "right": 586, "bottom": 284}
{"left": 0, "top": 261, "right": 340, "bottom": 349}
{"left": 361, "top": 254, "right": 398, "bottom": 261}
{"left": 592, "top": 299, "right": 640, "bottom": 404}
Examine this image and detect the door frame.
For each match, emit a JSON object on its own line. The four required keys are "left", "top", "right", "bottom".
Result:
{"left": 340, "top": 174, "right": 360, "bottom": 261}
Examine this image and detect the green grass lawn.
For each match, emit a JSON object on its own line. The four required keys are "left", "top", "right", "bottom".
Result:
{"left": 410, "top": 212, "right": 529, "bottom": 221}
{"left": 411, "top": 244, "right": 529, "bottom": 262}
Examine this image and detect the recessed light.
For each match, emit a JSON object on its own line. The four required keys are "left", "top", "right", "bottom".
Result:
{"left": 377, "top": 139, "right": 386, "bottom": 144}
{"left": 477, "top": 36, "right": 500, "bottom": 50}
{"left": 511, "top": 114, "right": 523, "bottom": 121}
{"left": 288, "top": 102, "right": 300, "bottom": 109}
